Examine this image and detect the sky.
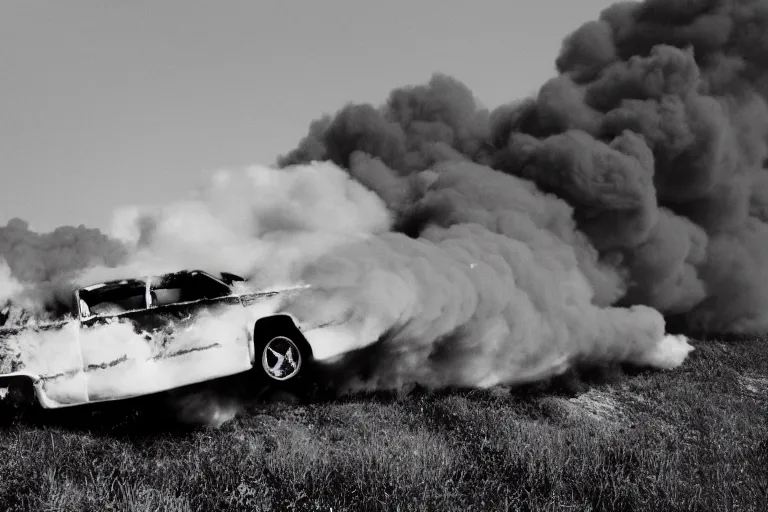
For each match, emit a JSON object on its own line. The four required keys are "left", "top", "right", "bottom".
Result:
{"left": 0, "top": 0, "right": 618, "bottom": 233}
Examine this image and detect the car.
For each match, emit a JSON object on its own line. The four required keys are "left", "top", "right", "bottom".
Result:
{"left": 0, "top": 269, "right": 338, "bottom": 410}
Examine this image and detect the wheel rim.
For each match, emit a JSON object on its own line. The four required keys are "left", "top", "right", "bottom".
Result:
{"left": 261, "top": 336, "right": 302, "bottom": 381}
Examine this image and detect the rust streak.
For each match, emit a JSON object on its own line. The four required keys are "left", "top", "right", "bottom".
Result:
{"left": 39, "top": 343, "right": 224, "bottom": 381}
{"left": 86, "top": 355, "right": 129, "bottom": 371}
{"left": 152, "top": 343, "right": 222, "bottom": 360}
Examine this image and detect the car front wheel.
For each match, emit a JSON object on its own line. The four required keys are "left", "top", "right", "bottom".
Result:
{"left": 252, "top": 320, "right": 314, "bottom": 401}
{"left": 261, "top": 335, "right": 303, "bottom": 381}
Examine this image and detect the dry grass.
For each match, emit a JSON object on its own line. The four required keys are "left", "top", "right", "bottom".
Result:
{"left": 0, "top": 337, "right": 766, "bottom": 511}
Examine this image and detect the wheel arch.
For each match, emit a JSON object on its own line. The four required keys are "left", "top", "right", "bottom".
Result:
{"left": 253, "top": 314, "right": 313, "bottom": 359}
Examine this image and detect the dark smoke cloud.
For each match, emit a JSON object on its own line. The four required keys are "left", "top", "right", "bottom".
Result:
{"left": 279, "top": 0, "right": 768, "bottom": 334}
{"left": 279, "top": 74, "right": 493, "bottom": 173}
{"left": 0, "top": 218, "right": 127, "bottom": 282}
{"left": 0, "top": 218, "right": 127, "bottom": 316}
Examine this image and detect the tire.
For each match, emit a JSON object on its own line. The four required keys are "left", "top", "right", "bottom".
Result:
{"left": 252, "top": 319, "right": 313, "bottom": 397}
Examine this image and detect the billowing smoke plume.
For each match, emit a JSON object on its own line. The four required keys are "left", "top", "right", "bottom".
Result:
{"left": 280, "top": 0, "right": 768, "bottom": 335}
{"left": 280, "top": 158, "right": 691, "bottom": 392}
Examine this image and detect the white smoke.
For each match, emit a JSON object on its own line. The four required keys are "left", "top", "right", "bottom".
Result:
{"left": 0, "top": 259, "right": 22, "bottom": 305}
{"left": 80, "top": 161, "right": 392, "bottom": 288}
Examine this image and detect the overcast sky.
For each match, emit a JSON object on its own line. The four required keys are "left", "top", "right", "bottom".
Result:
{"left": 0, "top": 0, "right": 617, "bottom": 232}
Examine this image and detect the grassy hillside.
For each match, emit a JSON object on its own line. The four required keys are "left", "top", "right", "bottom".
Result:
{"left": 0, "top": 337, "right": 766, "bottom": 511}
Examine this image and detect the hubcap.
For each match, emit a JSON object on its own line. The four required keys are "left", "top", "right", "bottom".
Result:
{"left": 261, "top": 336, "right": 302, "bottom": 381}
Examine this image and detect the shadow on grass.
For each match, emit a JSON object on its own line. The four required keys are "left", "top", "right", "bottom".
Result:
{"left": 1, "top": 394, "right": 198, "bottom": 438}
{"left": 0, "top": 372, "right": 260, "bottom": 438}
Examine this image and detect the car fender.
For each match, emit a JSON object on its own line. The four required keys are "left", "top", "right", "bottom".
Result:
{"left": 252, "top": 314, "right": 309, "bottom": 349}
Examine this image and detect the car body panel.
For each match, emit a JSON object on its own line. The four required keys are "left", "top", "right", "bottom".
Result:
{"left": 0, "top": 270, "right": 336, "bottom": 409}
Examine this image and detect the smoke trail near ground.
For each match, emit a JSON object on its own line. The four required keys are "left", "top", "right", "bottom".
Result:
{"left": 274, "top": 157, "right": 692, "bottom": 393}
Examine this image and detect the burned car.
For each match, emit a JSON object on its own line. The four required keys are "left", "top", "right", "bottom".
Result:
{"left": 0, "top": 270, "right": 335, "bottom": 409}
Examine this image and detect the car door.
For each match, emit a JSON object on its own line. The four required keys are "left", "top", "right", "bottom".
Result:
{"left": 10, "top": 319, "right": 90, "bottom": 408}
{"left": 76, "top": 280, "right": 165, "bottom": 402}
{"left": 78, "top": 273, "right": 253, "bottom": 403}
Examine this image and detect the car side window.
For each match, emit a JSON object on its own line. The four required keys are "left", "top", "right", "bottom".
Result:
{"left": 150, "top": 273, "right": 231, "bottom": 307}
{"left": 152, "top": 287, "right": 182, "bottom": 307}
